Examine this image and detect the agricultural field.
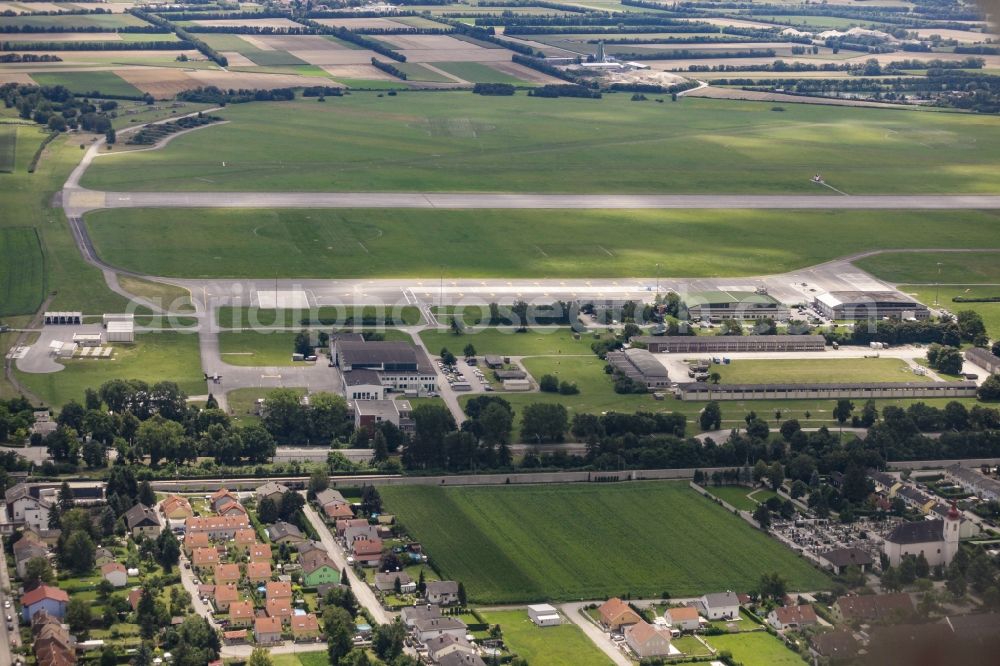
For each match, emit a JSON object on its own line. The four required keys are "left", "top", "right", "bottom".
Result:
{"left": 480, "top": 610, "right": 612, "bottom": 666}
{"left": 0, "top": 124, "right": 15, "bottom": 173}
{"left": 705, "top": 631, "right": 807, "bottom": 666}
{"left": 430, "top": 60, "right": 528, "bottom": 84}
{"left": 0, "top": 227, "right": 44, "bottom": 316}
{"left": 82, "top": 207, "right": 1000, "bottom": 279}
{"left": 15, "top": 332, "right": 203, "bottom": 407}
{"left": 31, "top": 71, "right": 143, "bottom": 97}
{"left": 0, "top": 12, "right": 148, "bottom": 28}
{"left": 80, "top": 93, "right": 1000, "bottom": 194}
{"left": 712, "top": 358, "right": 928, "bottom": 384}
{"left": 380, "top": 482, "right": 829, "bottom": 603}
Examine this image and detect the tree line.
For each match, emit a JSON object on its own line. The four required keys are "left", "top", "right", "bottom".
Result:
{"left": 371, "top": 58, "right": 407, "bottom": 80}
{"left": 296, "top": 18, "right": 407, "bottom": 62}
{"left": 1, "top": 39, "right": 190, "bottom": 50}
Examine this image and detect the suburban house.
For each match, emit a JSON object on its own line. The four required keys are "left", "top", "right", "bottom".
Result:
{"left": 352, "top": 537, "right": 384, "bottom": 567}
{"left": 192, "top": 547, "right": 220, "bottom": 571}
{"left": 32, "top": 611, "right": 76, "bottom": 666}
{"left": 696, "top": 592, "right": 740, "bottom": 620}
{"left": 21, "top": 584, "right": 69, "bottom": 622}
{"left": 224, "top": 629, "right": 248, "bottom": 646}
{"left": 217, "top": 502, "right": 248, "bottom": 519}
{"left": 809, "top": 630, "right": 860, "bottom": 663}
{"left": 128, "top": 588, "right": 143, "bottom": 612}
{"left": 255, "top": 616, "right": 283, "bottom": 646}
{"left": 301, "top": 551, "right": 340, "bottom": 587}
{"left": 438, "top": 654, "right": 487, "bottom": 666}
{"left": 883, "top": 507, "right": 961, "bottom": 567}
{"left": 344, "top": 524, "right": 379, "bottom": 544}
{"left": 834, "top": 593, "right": 915, "bottom": 624}
{"left": 425, "top": 580, "right": 460, "bottom": 606}
{"left": 625, "top": 621, "right": 674, "bottom": 659}
{"left": 426, "top": 634, "right": 476, "bottom": 662}
{"left": 768, "top": 605, "right": 819, "bottom": 631}
{"left": 325, "top": 502, "right": 355, "bottom": 521}
{"left": 266, "top": 581, "right": 293, "bottom": 600}
{"left": 249, "top": 543, "right": 273, "bottom": 563}
{"left": 413, "top": 616, "right": 467, "bottom": 643}
{"left": 5, "top": 483, "right": 53, "bottom": 531}
{"left": 819, "top": 547, "right": 874, "bottom": 575}
{"left": 247, "top": 561, "right": 272, "bottom": 583}
{"left": 124, "top": 503, "right": 162, "bottom": 539}
{"left": 255, "top": 481, "right": 290, "bottom": 504}
{"left": 402, "top": 603, "right": 440, "bottom": 628}
{"left": 94, "top": 547, "right": 115, "bottom": 567}
{"left": 184, "top": 515, "right": 249, "bottom": 539}
{"left": 315, "top": 489, "right": 346, "bottom": 507}
{"left": 527, "top": 604, "right": 560, "bottom": 627}
{"left": 160, "top": 495, "right": 194, "bottom": 521}
{"left": 229, "top": 600, "right": 255, "bottom": 628}
{"left": 184, "top": 531, "right": 210, "bottom": 554}
{"left": 665, "top": 606, "right": 700, "bottom": 632}
{"left": 598, "top": 598, "right": 643, "bottom": 631}
{"left": 13, "top": 532, "right": 49, "bottom": 578}
{"left": 215, "top": 563, "right": 241, "bottom": 585}
{"left": 336, "top": 518, "right": 369, "bottom": 537}
{"left": 214, "top": 584, "right": 240, "bottom": 612}
{"left": 375, "top": 571, "right": 415, "bottom": 593}
{"left": 232, "top": 528, "right": 257, "bottom": 552}
{"left": 267, "top": 521, "right": 305, "bottom": 545}
{"left": 101, "top": 562, "right": 128, "bottom": 588}
{"left": 209, "top": 489, "right": 241, "bottom": 514}
{"left": 266, "top": 597, "right": 294, "bottom": 624}
{"left": 291, "top": 613, "right": 321, "bottom": 641}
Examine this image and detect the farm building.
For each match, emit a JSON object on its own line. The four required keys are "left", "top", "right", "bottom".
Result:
{"left": 966, "top": 347, "right": 1000, "bottom": 375}
{"left": 636, "top": 335, "right": 825, "bottom": 354}
{"left": 43, "top": 312, "right": 81, "bottom": 325}
{"left": 683, "top": 289, "right": 790, "bottom": 321}
{"left": 605, "top": 348, "right": 670, "bottom": 389}
{"left": 680, "top": 381, "right": 977, "bottom": 401}
{"left": 527, "top": 604, "right": 561, "bottom": 627}
{"left": 106, "top": 320, "right": 134, "bottom": 343}
{"left": 813, "top": 291, "right": 929, "bottom": 321}
{"left": 331, "top": 339, "right": 437, "bottom": 400}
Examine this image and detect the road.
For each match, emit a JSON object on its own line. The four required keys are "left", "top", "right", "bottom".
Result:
{"left": 0, "top": 536, "right": 14, "bottom": 666}
{"left": 300, "top": 502, "right": 393, "bottom": 625}
{"left": 62, "top": 189, "right": 1000, "bottom": 214}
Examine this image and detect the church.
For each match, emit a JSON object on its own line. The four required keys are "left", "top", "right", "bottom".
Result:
{"left": 883, "top": 502, "right": 961, "bottom": 567}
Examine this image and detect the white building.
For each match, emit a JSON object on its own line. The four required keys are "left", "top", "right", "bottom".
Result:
{"left": 5, "top": 484, "right": 52, "bottom": 531}
{"left": 106, "top": 320, "right": 134, "bottom": 343}
{"left": 697, "top": 592, "right": 740, "bottom": 620}
{"left": 883, "top": 505, "right": 961, "bottom": 567}
{"left": 527, "top": 604, "right": 561, "bottom": 627}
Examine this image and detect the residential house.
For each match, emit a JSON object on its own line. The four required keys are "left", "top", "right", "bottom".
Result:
{"left": 32, "top": 614, "right": 77, "bottom": 666}
{"left": 255, "top": 616, "right": 283, "bottom": 645}
{"left": 21, "top": 584, "right": 68, "bottom": 622}
{"left": 625, "top": 621, "right": 674, "bottom": 659}
{"left": 233, "top": 528, "right": 257, "bottom": 552}
{"left": 810, "top": 631, "right": 859, "bottom": 663}
{"left": 160, "top": 495, "right": 194, "bottom": 521}
{"left": 768, "top": 605, "right": 818, "bottom": 631}
{"left": 402, "top": 603, "right": 440, "bottom": 628}
{"left": 124, "top": 503, "right": 162, "bottom": 539}
{"left": 249, "top": 543, "right": 273, "bottom": 564}
{"left": 697, "top": 592, "right": 740, "bottom": 620}
{"left": 834, "top": 593, "right": 914, "bottom": 624}
{"left": 818, "top": 547, "right": 874, "bottom": 575}
{"left": 184, "top": 515, "right": 249, "bottom": 539}
{"left": 336, "top": 518, "right": 369, "bottom": 537}
{"left": 267, "top": 521, "right": 305, "bottom": 545}
{"left": 247, "top": 561, "right": 272, "bottom": 584}
{"left": 127, "top": 588, "right": 144, "bottom": 611}
{"left": 6, "top": 483, "right": 53, "bottom": 531}
{"left": 223, "top": 629, "right": 248, "bottom": 646}
{"left": 344, "top": 524, "right": 379, "bottom": 544}
{"left": 13, "top": 532, "right": 49, "bottom": 578}
{"left": 215, "top": 563, "right": 241, "bottom": 585}
{"left": 291, "top": 613, "right": 321, "bottom": 641}
{"left": 214, "top": 584, "right": 240, "bottom": 613}
{"left": 315, "top": 489, "right": 346, "bottom": 507}
{"left": 229, "top": 600, "right": 255, "bottom": 628}
{"left": 413, "top": 616, "right": 467, "bottom": 643}
{"left": 598, "top": 598, "right": 643, "bottom": 631}
{"left": 184, "top": 531, "right": 210, "bottom": 555}
{"left": 266, "top": 597, "right": 294, "bottom": 625}
{"left": 437, "top": 655, "right": 487, "bottom": 666}
{"left": 301, "top": 550, "right": 340, "bottom": 588}
{"left": 425, "top": 580, "right": 460, "bottom": 606}
{"left": 527, "top": 604, "right": 560, "bottom": 627}
{"left": 218, "top": 501, "right": 248, "bottom": 519}
{"left": 94, "top": 547, "right": 115, "bottom": 567}
{"left": 375, "top": 571, "right": 415, "bottom": 593}
{"left": 324, "top": 502, "right": 355, "bottom": 521}
{"left": 209, "top": 489, "right": 240, "bottom": 514}
{"left": 664, "top": 606, "right": 700, "bottom": 632}
{"left": 192, "top": 547, "right": 220, "bottom": 572}
{"left": 297, "top": 540, "right": 326, "bottom": 557}
{"left": 352, "top": 537, "right": 383, "bottom": 567}
{"left": 101, "top": 562, "right": 128, "bottom": 588}
{"left": 266, "top": 580, "right": 293, "bottom": 600}
{"left": 255, "top": 481, "right": 289, "bottom": 505}
{"left": 426, "top": 634, "right": 476, "bottom": 662}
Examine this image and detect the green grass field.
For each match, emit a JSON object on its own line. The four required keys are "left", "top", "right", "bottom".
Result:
{"left": 80, "top": 92, "right": 1000, "bottom": 194}
{"left": 15, "top": 332, "right": 203, "bottom": 408}
{"left": 217, "top": 306, "right": 421, "bottom": 328}
{"left": 246, "top": 50, "right": 311, "bottom": 67}
{"left": 394, "top": 63, "right": 455, "bottom": 83}
{"left": 855, "top": 251, "right": 1000, "bottom": 284}
{"left": 218, "top": 331, "right": 311, "bottom": 366}
{"left": 713, "top": 358, "right": 927, "bottom": 384}
{"left": 0, "top": 227, "right": 45, "bottom": 317}
{"left": 705, "top": 631, "right": 807, "bottom": 666}
{"left": 481, "top": 610, "right": 611, "bottom": 666}
{"left": 83, "top": 208, "right": 1000, "bottom": 279}
{"left": 431, "top": 61, "right": 526, "bottom": 84}
{"left": 382, "top": 483, "right": 828, "bottom": 603}
{"left": 706, "top": 486, "right": 779, "bottom": 512}
{"left": 31, "top": 71, "right": 142, "bottom": 98}
{"left": 227, "top": 386, "right": 306, "bottom": 424}
{"left": 422, "top": 327, "right": 600, "bottom": 357}
{"left": 0, "top": 125, "right": 15, "bottom": 173}
{"left": 117, "top": 275, "right": 194, "bottom": 313}
{"left": 901, "top": 285, "right": 1000, "bottom": 338}
{"left": 0, "top": 13, "right": 149, "bottom": 29}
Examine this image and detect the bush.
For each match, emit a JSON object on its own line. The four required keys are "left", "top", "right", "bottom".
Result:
{"left": 539, "top": 374, "right": 559, "bottom": 392}
{"left": 558, "top": 381, "right": 579, "bottom": 395}
{"left": 473, "top": 82, "right": 515, "bottom": 96}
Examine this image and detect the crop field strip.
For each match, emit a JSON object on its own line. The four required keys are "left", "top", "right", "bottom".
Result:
{"left": 0, "top": 124, "right": 15, "bottom": 173}
{"left": 381, "top": 482, "right": 829, "bottom": 603}
{"left": 0, "top": 227, "right": 45, "bottom": 317}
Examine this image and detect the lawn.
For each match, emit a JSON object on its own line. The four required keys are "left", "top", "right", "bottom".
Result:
{"left": 117, "top": 275, "right": 194, "bottom": 313}
{"left": 480, "top": 610, "right": 612, "bottom": 666}
{"left": 0, "top": 124, "right": 15, "bottom": 173}
{"left": 218, "top": 331, "right": 317, "bottom": 366}
{"left": 83, "top": 207, "right": 1000, "bottom": 279}
{"left": 713, "top": 358, "right": 928, "bottom": 384}
{"left": 705, "top": 486, "right": 777, "bottom": 512}
{"left": 705, "top": 631, "right": 807, "bottom": 666}
{"left": 31, "top": 71, "right": 143, "bottom": 97}
{"left": 217, "top": 306, "right": 421, "bottom": 328}
{"left": 380, "top": 482, "right": 828, "bottom": 603}
{"left": 855, "top": 251, "right": 1000, "bottom": 284}
{"left": 422, "top": 327, "right": 601, "bottom": 357}
{"left": 15, "top": 332, "right": 204, "bottom": 408}
{"left": 80, "top": 92, "right": 1000, "bottom": 194}
{"left": 0, "top": 227, "right": 45, "bottom": 317}
{"left": 900, "top": 285, "right": 1000, "bottom": 338}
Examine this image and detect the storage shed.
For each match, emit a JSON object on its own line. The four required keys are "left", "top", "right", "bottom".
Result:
{"left": 106, "top": 321, "right": 135, "bottom": 343}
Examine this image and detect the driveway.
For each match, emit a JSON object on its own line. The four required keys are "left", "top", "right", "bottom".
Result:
{"left": 560, "top": 602, "right": 631, "bottom": 666}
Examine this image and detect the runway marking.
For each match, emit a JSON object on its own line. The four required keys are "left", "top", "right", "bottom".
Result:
{"left": 357, "top": 241, "right": 370, "bottom": 254}
{"left": 598, "top": 245, "right": 615, "bottom": 257}
{"left": 534, "top": 245, "right": 549, "bottom": 257}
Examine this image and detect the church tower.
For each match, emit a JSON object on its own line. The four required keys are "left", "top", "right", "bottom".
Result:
{"left": 944, "top": 500, "right": 961, "bottom": 564}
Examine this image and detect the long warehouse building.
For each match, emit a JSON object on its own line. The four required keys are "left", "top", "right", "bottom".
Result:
{"left": 680, "top": 381, "right": 977, "bottom": 401}
{"left": 635, "top": 335, "right": 826, "bottom": 354}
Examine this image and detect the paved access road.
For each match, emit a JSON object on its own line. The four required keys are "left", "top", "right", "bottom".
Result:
{"left": 64, "top": 190, "right": 1000, "bottom": 213}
